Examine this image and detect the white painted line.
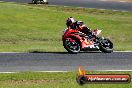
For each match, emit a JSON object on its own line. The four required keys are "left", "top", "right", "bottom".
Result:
{"left": 0, "top": 71, "right": 68, "bottom": 74}
{"left": 97, "top": 70, "right": 132, "bottom": 71}
{"left": 0, "top": 72, "right": 17, "bottom": 74}
{"left": 114, "top": 51, "right": 132, "bottom": 52}
{"left": 0, "top": 70, "right": 132, "bottom": 73}
{"left": 99, "top": 9, "right": 107, "bottom": 10}
{"left": 36, "top": 71, "right": 68, "bottom": 73}
{"left": 100, "top": 0, "right": 128, "bottom": 2}
{"left": 0, "top": 52, "right": 23, "bottom": 53}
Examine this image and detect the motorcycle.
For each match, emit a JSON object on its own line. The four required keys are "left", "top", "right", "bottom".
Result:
{"left": 62, "top": 28, "right": 113, "bottom": 53}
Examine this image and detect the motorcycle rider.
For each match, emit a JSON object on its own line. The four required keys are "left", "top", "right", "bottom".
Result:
{"left": 66, "top": 17, "right": 95, "bottom": 39}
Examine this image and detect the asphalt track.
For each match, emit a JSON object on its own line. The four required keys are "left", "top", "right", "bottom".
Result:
{"left": 1, "top": 0, "right": 132, "bottom": 11}
{"left": 0, "top": 52, "right": 132, "bottom": 72}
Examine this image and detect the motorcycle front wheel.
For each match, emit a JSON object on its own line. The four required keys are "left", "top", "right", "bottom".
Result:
{"left": 63, "top": 39, "right": 80, "bottom": 54}
{"left": 99, "top": 38, "right": 113, "bottom": 53}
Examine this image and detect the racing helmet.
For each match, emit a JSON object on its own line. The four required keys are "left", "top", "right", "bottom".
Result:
{"left": 66, "top": 17, "right": 75, "bottom": 27}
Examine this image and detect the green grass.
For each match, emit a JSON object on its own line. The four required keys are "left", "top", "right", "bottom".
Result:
{"left": 0, "top": 71, "right": 131, "bottom": 88}
{"left": 0, "top": 2, "right": 132, "bottom": 52}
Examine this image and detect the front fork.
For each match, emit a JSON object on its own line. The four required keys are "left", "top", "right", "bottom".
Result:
{"left": 93, "top": 36, "right": 105, "bottom": 49}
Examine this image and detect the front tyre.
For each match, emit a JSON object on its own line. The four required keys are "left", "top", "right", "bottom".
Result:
{"left": 63, "top": 39, "right": 80, "bottom": 54}
{"left": 99, "top": 38, "right": 113, "bottom": 53}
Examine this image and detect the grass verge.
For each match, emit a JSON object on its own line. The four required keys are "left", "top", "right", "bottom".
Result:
{"left": 0, "top": 71, "right": 131, "bottom": 88}
{"left": 0, "top": 2, "right": 132, "bottom": 52}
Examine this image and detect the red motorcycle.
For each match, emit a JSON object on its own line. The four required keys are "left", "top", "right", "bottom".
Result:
{"left": 62, "top": 28, "right": 113, "bottom": 53}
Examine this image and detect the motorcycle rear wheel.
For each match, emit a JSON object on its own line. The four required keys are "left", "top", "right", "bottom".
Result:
{"left": 63, "top": 39, "right": 80, "bottom": 54}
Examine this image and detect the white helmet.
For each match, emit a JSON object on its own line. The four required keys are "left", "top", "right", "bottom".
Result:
{"left": 66, "top": 17, "right": 75, "bottom": 27}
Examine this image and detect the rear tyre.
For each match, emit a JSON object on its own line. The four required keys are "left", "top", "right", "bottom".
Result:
{"left": 99, "top": 38, "right": 113, "bottom": 53}
{"left": 63, "top": 39, "right": 80, "bottom": 54}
